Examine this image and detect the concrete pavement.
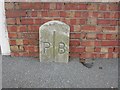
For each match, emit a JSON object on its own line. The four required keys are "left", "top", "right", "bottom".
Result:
{"left": 2, "top": 56, "right": 118, "bottom": 88}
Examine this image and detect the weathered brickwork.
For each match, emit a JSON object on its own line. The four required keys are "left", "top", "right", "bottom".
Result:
{"left": 5, "top": 2, "right": 119, "bottom": 59}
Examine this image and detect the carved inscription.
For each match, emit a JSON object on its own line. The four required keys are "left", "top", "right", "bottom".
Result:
{"left": 43, "top": 42, "right": 50, "bottom": 53}
{"left": 58, "top": 42, "right": 66, "bottom": 54}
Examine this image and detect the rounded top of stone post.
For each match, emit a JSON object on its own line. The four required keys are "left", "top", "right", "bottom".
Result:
{"left": 39, "top": 20, "right": 70, "bottom": 31}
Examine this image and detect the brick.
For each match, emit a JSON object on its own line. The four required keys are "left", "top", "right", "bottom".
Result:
{"left": 9, "top": 40, "right": 16, "bottom": 45}
{"left": 70, "top": 25, "right": 74, "bottom": 32}
{"left": 75, "top": 12, "right": 81, "bottom": 17}
{"left": 92, "top": 53, "right": 100, "bottom": 58}
{"left": 17, "top": 33, "right": 22, "bottom": 38}
{"left": 7, "top": 25, "right": 17, "bottom": 32}
{"left": 79, "top": 4, "right": 87, "bottom": 10}
{"left": 70, "top": 40, "right": 80, "bottom": 46}
{"left": 24, "top": 46, "right": 35, "bottom": 52}
{"left": 97, "top": 34, "right": 104, "bottom": 40}
{"left": 49, "top": 11, "right": 59, "bottom": 17}
{"left": 87, "top": 18, "right": 97, "bottom": 25}
{"left": 81, "top": 12, "right": 89, "bottom": 17}
{"left": 108, "top": 53, "right": 114, "bottom": 58}
{"left": 80, "top": 53, "right": 94, "bottom": 59}
{"left": 16, "top": 39, "right": 23, "bottom": 45}
{"left": 18, "top": 46, "right": 24, "bottom": 51}
{"left": 101, "top": 41, "right": 118, "bottom": 46}
{"left": 114, "top": 47, "right": 119, "bottom": 52}
{"left": 28, "top": 25, "right": 39, "bottom": 32}
{"left": 86, "top": 33, "right": 96, "bottom": 39}
{"left": 69, "top": 53, "right": 79, "bottom": 58}
{"left": 29, "top": 33, "right": 39, "bottom": 39}
{"left": 100, "top": 53, "right": 108, "bottom": 58}
{"left": 70, "top": 33, "right": 80, "bottom": 39}
{"left": 80, "top": 33, "right": 86, "bottom": 39}
{"left": 95, "top": 41, "right": 101, "bottom": 46}
{"left": 78, "top": 19, "right": 86, "bottom": 25}
{"left": 81, "top": 25, "right": 96, "bottom": 31}
{"left": 21, "top": 18, "right": 34, "bottom": 25}
{"left": 70, "top": 19, "right": 76, "bottom": 25}
{"left": 19, "top": 52, "right": 30, "bottom": 57}
{"left": 41, "top": 11, "right": 48, "bottom": 17}
{"left": 108, "top": 4, "right": 118, "bottom": 11}
{"left": 14, "top": 3, "right": 20, "bottom": 9}
{"left": 85, "top": 47, "right": 94, "bottom": 52}
{"left": 41, "top": 19, "right": 51, "bottom": 24}
{"left": 81, "top": 41, "right": 94, "bottom": 46}
{"left": 92, "top": 12, "right": 99, "bottom": 17}
{"left": 113, "top": 53, "right": 118, "bottom": 58}
{"left": 88, "top": 11, "right": 93, "bottom": 18}
{"left": 50, "top": 3, "right": 56, "bottom": 9}
{"left": 34, "top": 46, "right": 39, "bottom": 52}
{"left": 34, "top": 19, "right": 41, "bottom": 25}
{"left": 106, "top": 34, "right": 117, "bottom": 40}
{"left": 20, "top": 3, "right": 33, "bottom": 10}
{"left": 56, "top": 3, "right": 64, "bottom": 10}
{"left": 37, "top": 11, "right": 42, "bottom": 17}
{"left": 64, "top": 3, "right": 74, "bottom": 10}
{"left": 87, "top": 3, "right": 97, "bottom": 10}
{"left": 98, "top": 4, "right": 107, "bottom": 11}
{"left": 104, "top": 12, "right": 110, "bottom": 18}
{"left": 43, "top": 3, "right": 50, "bottom": 10}
{"left": 70, "top": 47, "right": 85, "bottom": 53}
{"left": 73, "top": 25, "right": 81, "bottom": 32}
{"left": 33, "top": 3, "right": 44, "bottom": 10}
{"left": 6, "top": 10, "right": 26, "bottom": 18}
{"left": 11, "top": 52, "right": 19, "bottom": 56}
{"left": 27, "top": 11, "right": 37, "bottom": 17}
{"left": 20, "top": 33, "right": 29, "bottom": 39}
{"left": 53, "top": 17, "right": 61, "bottom": 21}
{"left": 110, "top": 20, "right": 118, "bottom": 26}
{"left": 8, "top": 33, "right": 17, "bottom": 38}
{"left": 100, "top": 53, "right": 114, "bottom": 58}
{"left": 62, "top": 18, "right": 70, "bottom": 25}
{"left": 98, "top": 12, "right": 104, "bottom": 18}
{"left": 97, "top": 19, "right": 110, "bottom": 25}
{"left": 95, "top": 47, "right": 101, "bottom": 52}
{"left": 28, "top": 40, "right": 39, "bottom": 45}
{"left": 29, "top": 52, "right": 39, "bottom": 57}
{"left": 23, "top": 39, "right": 29, "bottom": 45}
{"left": 16, "top": 17, "right": 21, "bottom": 25}
{"left": 66, "top": 11, "right": 75, "bottom": 18}
{"left": 102, "top": 26, "right": 116, "bottom": 32}
{"left": 66, "top": 3, "right": 79, "bottom": 10}
{"left": 101, "top": 47, "right": 108, "bottom": 53}
{"left": 18, "top": 26, "right": 27, "bottom": 32}
{"left": 6, "top": 18, "right": 16, "bottom": 25}
{"left": 110, "top": 12, "right": 118, "bottom": 19}
{"left": 95, "top": 12, "right": 103, "bottom": 18}
{"left": 11, "top": 46, "right": 19, "bottom": 52}
{"left": 108, "top": 47, "right": 114, "bottom": 52}
{"left": 5, "top": 3, "right": 14, "bottom": 10}
{"left": 60, "top": 11, "right": 66, "bottom": 17}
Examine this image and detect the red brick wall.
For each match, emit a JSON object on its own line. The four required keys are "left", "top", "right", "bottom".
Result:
{"left": 5, "top": 2, "right": 119, "bottom": 59}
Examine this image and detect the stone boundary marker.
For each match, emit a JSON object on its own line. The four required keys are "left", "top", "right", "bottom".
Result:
{"left": 39, "top": 21, "right": 70, "bottom": 63}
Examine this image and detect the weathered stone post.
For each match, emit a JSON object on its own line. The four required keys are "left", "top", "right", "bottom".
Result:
{"left": 39, "top": 21, "right": 70, "bottom": 63}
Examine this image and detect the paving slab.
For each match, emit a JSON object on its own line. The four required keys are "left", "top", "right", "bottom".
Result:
{"left": 2, "top": 56, "right": 118, "bottom": 88}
